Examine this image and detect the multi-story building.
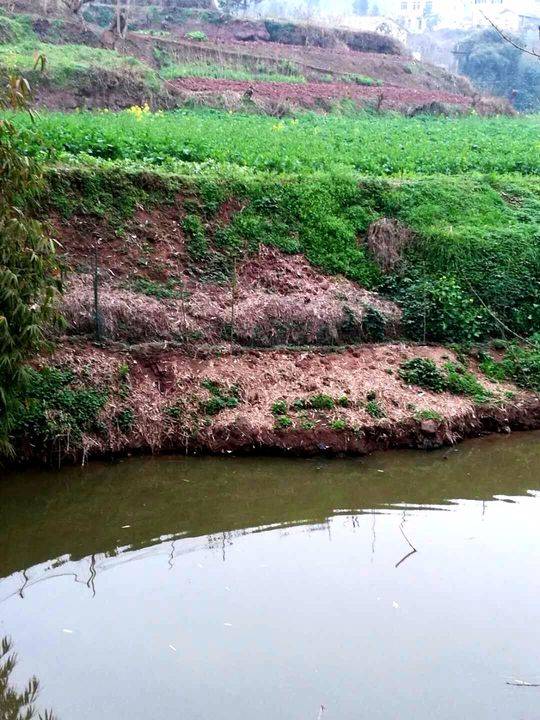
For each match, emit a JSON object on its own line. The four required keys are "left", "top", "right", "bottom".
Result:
{"left": 396, "top": 0, "right": 431, "bottom": 32}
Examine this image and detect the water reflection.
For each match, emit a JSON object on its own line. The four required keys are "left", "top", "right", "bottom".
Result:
{"left": 0, "top": 637, "right": 56, "bottom": 720}
{"left": 0, "top": 433, "right": 539, "bottom": 720}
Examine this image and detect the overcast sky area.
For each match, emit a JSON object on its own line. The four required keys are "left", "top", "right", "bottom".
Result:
{"left": 256, "top": 0, "right": 540, "bottom": 22}
{"left": 257, "top": 0, "right": 466, "bottom": 21}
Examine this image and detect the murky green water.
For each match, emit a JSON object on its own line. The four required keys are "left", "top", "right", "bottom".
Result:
{"left": 1, "top": 433, "right": 540, "bottom": 720}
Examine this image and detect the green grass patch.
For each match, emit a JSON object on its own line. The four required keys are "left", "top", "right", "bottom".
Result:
{"left": 160, "top": 60, "right": 306, "bottom": 84}
{"left": 12, "top": 366, "right": 108, "bottom": 455}
{"left": 400, "top": 358, "right": 493, "bottom": 402}
{"left": 343, "top": 73, "right": 382, "bottom": 87}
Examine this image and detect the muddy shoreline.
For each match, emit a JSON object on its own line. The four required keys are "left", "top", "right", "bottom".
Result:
{"left": 11, "top": 342, "right": 540, "bottom": 468}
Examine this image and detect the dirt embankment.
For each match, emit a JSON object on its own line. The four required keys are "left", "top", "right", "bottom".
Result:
{"left": 38, "top": 203, "right": 539, "bottom": 467}
{"left": 26, "top": 341, "right": 540, "bottom": 466}
{"left": 169, "top": 76, "right": 482, "bottom": 114}
{"left": 53, "top": 205, "right": 401, "bottom": 348}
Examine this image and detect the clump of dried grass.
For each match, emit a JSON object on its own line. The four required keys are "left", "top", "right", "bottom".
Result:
{"left": 366, "top": 218, "right": 413, "bottom": 272}
{"left": 61, "top": 247, "right": 402, "bottom": 347}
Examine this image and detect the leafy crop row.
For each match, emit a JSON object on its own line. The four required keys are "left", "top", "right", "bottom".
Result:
{"left": 8, "top": 108, "right": 539, "bottom": 176}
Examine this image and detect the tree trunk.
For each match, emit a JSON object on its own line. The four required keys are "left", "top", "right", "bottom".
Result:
{"left": 122, "top": 0, "right": 131, "bottom": 39}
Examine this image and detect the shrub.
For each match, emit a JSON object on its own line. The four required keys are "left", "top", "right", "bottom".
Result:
{"left": 271, "top": 400, "right": 288, "bottom": 416}
{"left": 392, "top": 275, "right": 486, "bottom": 344}
{"left": 399, "top": 358, "right": 447, "bottom": 393}
{"left": 365, "top": 400, "right": 386, "bottom": 418}
{"left": 455, "top": 28, "right": 540, "bottom": 111}
{"left": 12, "top": 367, "right": 108, "bottom": 455}
{"left": 184, "top": 30, "right": 208, "bottom": 42}
{"left": 274, "top": 414, "right": 293, "bottom": 429}
{"left": 330, "top": 418, "right": 347, "bottom": 430}
{"left": 308, "top": 394, "right": 335, "bottom": 410}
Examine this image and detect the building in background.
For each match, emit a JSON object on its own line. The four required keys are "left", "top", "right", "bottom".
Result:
{"left": 396, "top": 0, "right": 431, "bottom": 32}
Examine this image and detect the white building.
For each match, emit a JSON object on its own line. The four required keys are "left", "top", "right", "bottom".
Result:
{"left": 396, "top": 0, "right": 432, "bottom": 33}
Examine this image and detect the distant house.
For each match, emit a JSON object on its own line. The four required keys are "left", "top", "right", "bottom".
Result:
{"left": 338, "top": 15, "right": 408, "bottom": 44}
{"left": 396, "top": 0, "right": 431, "bottom": 33}
{"left": 471, "top": 0, "right": 540, "bottom": 30}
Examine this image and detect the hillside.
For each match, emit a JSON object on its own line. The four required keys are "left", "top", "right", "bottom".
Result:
{"left": 0, "top": 6, "right": 538, "bottom": 466}
{"left": 0, "top": 7, "right": 511, "bottom": 113}
{"left": 4, "top": 104, "right": 539, "bottom": 464}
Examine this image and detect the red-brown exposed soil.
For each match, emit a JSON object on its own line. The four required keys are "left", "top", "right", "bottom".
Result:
{"left": 170, "top": 76, "right": 477, "bottom": 112}
{"left": 26, "top": 341, "right": 540, "bottom": 465}
{"left": 61, "top": 245, "right": 402, "bottom": 347}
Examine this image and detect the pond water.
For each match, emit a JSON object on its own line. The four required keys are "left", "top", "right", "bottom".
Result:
{"left": 1, "top": 433, "right": 540, "bottom": 720}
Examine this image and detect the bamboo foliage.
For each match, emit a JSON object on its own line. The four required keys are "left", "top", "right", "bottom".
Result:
{"left": 0, "top": 78, "right": 62, "bottom": 457}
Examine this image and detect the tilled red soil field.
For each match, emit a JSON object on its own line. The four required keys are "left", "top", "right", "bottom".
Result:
{"left": 171, "top": 76, "right": 475, "bottom": 111}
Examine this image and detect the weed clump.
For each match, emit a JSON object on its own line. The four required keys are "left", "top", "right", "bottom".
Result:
{"left": 414, "top": 409, "right": 443, "bottom": 421}
{"left": 308, "top": 394, "right": 335, "bottom": 410}
{"left": 115, "top": 407, "right": 135, "bottom": 434}
{"left": 365, "top": 400, "right": 386, "bottom": 418}
{"left": 271, "top": 400, "right": 288, "bottom": 416}
{"left": 201, "top": 379, "right": 240, "bottom": 415}
{"left": 399, "top": 358, "right": 447, "bottom": 393}
{"left": 400, "top": 358, "right": 492, "bottom": 402}
{"left": 274, "top": 415, "right": 293, "bottom": 429}
{"left": 480, "top": 344, "right": 540, "bottom": 392}
{"left": 13, "top": 367, "right": 108, "bottom": 456}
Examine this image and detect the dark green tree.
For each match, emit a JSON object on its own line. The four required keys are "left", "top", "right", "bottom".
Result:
{"left": 455, "top": 28, "right": 540, "bottom": 111}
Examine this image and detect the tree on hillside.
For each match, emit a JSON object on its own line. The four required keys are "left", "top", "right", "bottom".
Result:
{"left": 217, "top": 0, "right": 263, "bottom": 12}
{"left": 0, "top": 75, "right": 61, "bottom": 457}
{"left": 455, "top": 28, "right": 540, "bottom": 111}
{"left": 353, "top": 0, "right": 369, "bottom": 15}
{"left": 59, "top": 0, "right": 94, "bottom": 17}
